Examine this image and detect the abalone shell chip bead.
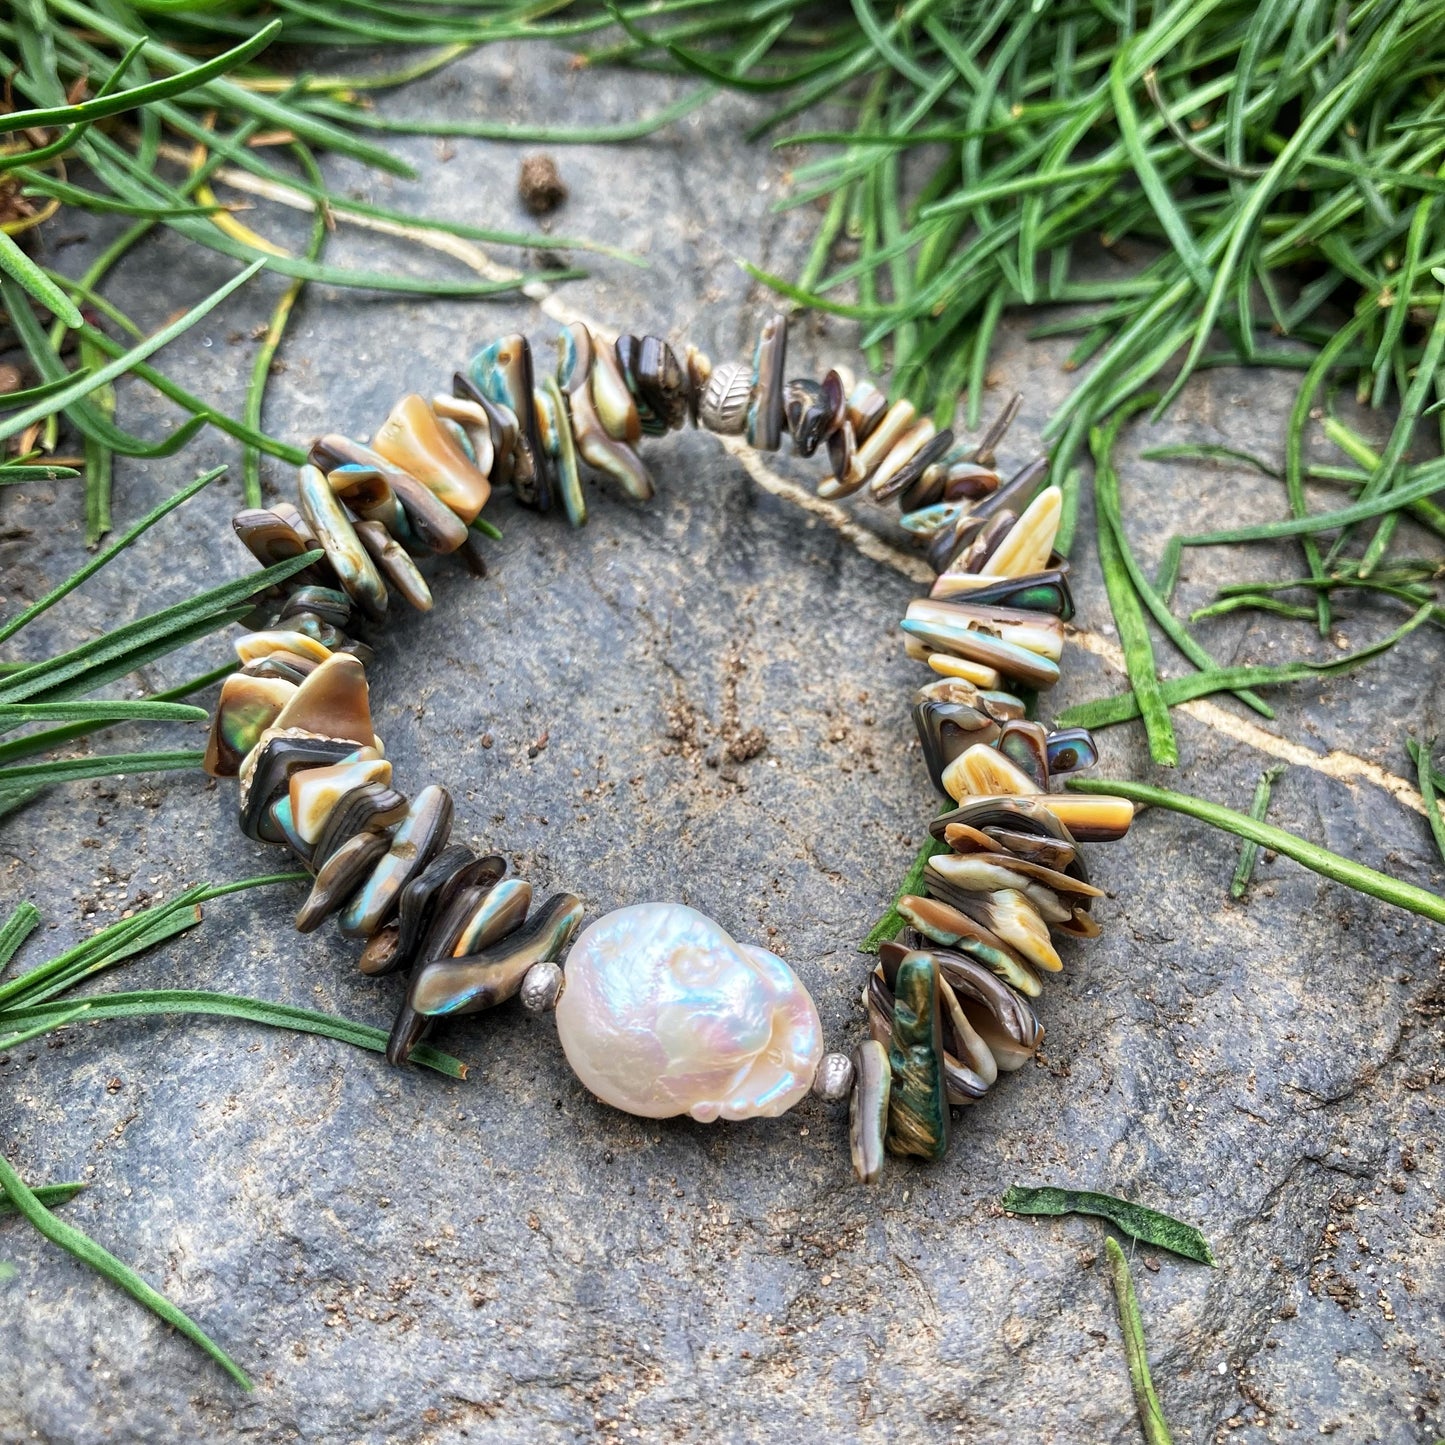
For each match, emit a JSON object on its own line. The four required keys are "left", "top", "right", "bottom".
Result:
{"left": 450, "top": 876, "right": 531, "bottom": 956}
{"left": 1036, "top": 794, "right": 1135, "bottom": 842}
{"left": 312, "top": 783, "right": 408, "bottom": 869}
{"left": 203, "top": 673, "right": 295, "bottom": 778}
{"left": 386, "top": 1003, "right": 431, "bottom": 1067}
{"left": 555, "top": 321, "right": 593, "bottom": 395}
{"left": 554, "top": 903, "right": 824, "bottom": 1123}
{"left": 533, "top": 375, "right": 587, "bottom": 528}
{"left": 468, "top": 332, "right": 551, "bottom": 511}
{"left": 981, "top": 485, "right": 1062, "bottom": 579}
{"left": 613, "top": 334, "right": 662, "bottom": 435}
{"left": 271, "top": 653, "right": 376, "bottom": 751}
{"left": 845, "top": 380, "right": 887, "bottom": 444}
{"left": 849, "top": 1039, "right": 890, "bottom": 1185}
{"left": 912, "top": 697, "right": 1003, "bottom": 791}
{"left": 635, "top": 334, "right": 688, "bottom": 430}
{"left": 930, "top": 567, "right": 1075, "bottom": 619}
{"left": 1044, "top": 726, "right": 1098, "bottom": 776}
{"left": 893, "top": 898, "right": 1041, "bottom": 999}
{"left": 431, "top": 392, "right": 496, "bottom": 470}
{"left": 567, "top": 369, "right": 655, "bottom": 501}
{"left": 358, "top": 921, "right": 401, "bottom": 976}
{"left": 327, "top": 463, "right": 409, "bottom": 542}
{"left": 278, "top": 586, "right": 351, "bottom": 628}
{"left": 929, "top": 793, "right": 1133, "bottom": 845}
{"left": 746, "top": 313, "right": 786, "bottom": 452}
{"left": 354, "top": 519, "right": 433, "bottom": 613}
{"left": 295, "top": 829, "right": 390, "bottom": 934}
{"left": 684, "top": 344, "right": 710, "bottom": 425}
{"left": 451, "top": 376, "right": 518, "bottom": 486}
{"left": 290, "top": 753, "right": 391, "bottom": 844}
{"left": 820, "top": 417, "right": 865, "bottom": 499}
{"left": 900, "top": 617, "right": 1061, "bottom": 691}
{"left": 266, "top": 794, "right": 310, "bottom": 860}
{"left": 392, "top": 845, "right": 505, "bottom": 972}
{"left": 338, "top": 783, "right": 454, "bottom": 938}
{"left": 997, "top": 719, "right": 1051, "bottom": 789}
{"left": 296, "top": 465, "right": 388, "bottom": 622}
{"left": 589, "top": 340, "right": 642, "bottom": 445}
{"left": 878, "top": 427, "right": 953, "bottom": 505}
{"left": 234, "top": 629, "right": 331, "bottom": 669}
{"left": 408, "top": 891, "right": 585, "bottom": 1016}
{"left": 372, "top": 394, "right": 492, "bottom": 524}
{"left": 238, "top": 735, "right": 361, "bottom": 842}
{"left": 812, "top": 1051, "right": 855, "bottom": 1102}
{"left": 310, "top": 434, "right": 469, "bottom": 554}
{"left": 968, "top": 390, "right": 1021, "bottom": 468}
{"left": 786, "top": 368, "right": 843, "bottom": 457}
{"left": 231, "top": 508, "right": 324, "bottom": 578}
{"left": 885, "top": 950, "right": 950, "bottom": 1161}
{"left": 934, "top": 952, "right": 1044, "bottom": 1074}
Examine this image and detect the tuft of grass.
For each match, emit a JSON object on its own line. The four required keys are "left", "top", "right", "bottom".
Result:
{"left": 1, "top": 2, "right": 628, "bottom": 539}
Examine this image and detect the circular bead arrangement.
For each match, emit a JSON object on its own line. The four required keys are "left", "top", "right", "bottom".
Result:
{"left": 202, "top": 313, "right": 1136, "bottom": 1184}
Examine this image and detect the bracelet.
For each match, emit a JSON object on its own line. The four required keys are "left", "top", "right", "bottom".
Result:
{"left": 201, "top": 312, "right": 1134, "bottom": 1186}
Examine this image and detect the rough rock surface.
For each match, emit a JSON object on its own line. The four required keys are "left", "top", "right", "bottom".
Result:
{"left": 1, "top": 40, "right": 1441, "bottom": 1445}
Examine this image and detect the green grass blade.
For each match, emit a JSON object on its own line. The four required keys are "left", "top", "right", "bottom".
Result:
{"left": 43, "top": 0, "right": 412, "bottom": 177}
{"left": 1230, "top": 764, "right": 1286, "bottom": 898}
{"left": 0, "top": 466, "right": 224, "bottom": 645}
{"left": 1105, "top": 1237, "right": 1175, "bottom": 1445}
{"left": 1092, "top": 415, "right": 1177, "bottom": 765}
{"left": 0, "top": 1148, "right": 250, "bottom": 1388}
{"left": 0, "top": 463, "right": 82, "bottom": 482}
{"left": 0, "top": 231, "right": 82, "bottom": 327}
{"left": 0, "top": 259, "right": 265, "bottom": 446}
{"left": 0, "top": 990, "right": 468, "bottom": 1079}
{"left": 0, "top": 1002, "right": 90, "bottom": 1051}
{"left": 1094, "top": 399, "right": 1272, "bottom": 717}
{"left": 0, "top": 749, "right": 203, "bottom": 791}
{"left": 1109, "top": 46, "right": 1210, "bottom": 295}
{"left": 0, "top": 902, "right": 41, "bottom": 975}
{"left": 0, "top": 1182, "right": 86, "bottom": 1215}
{"left": 1182, "top": 460, "right": 1445, "bottom": 543}
{"left": 1413, "top": 737, "right": 1445, "bottom": 866}
{"left": 1002, "top": 1185, "right": 1214, "bottom": 1264}
{"left": 1066, "top": 777, "right": 1445, "bottom": 925}
{"left": 1357, "top": 287, "right": 1445, "bottom": 574}
{"left": 243, "top": 146, "right": 326, "bottom": 509}
{"left": 0, "top": 701, "right": 207, "bottom": 726}
{"left": 0, "top": 551, "right": 319, "bottom": 704}
{"left": 0, "top": 20, "right": 283, "bottom": 134}
{"left": 1055, "top": 604, "right": 1433, "bottom": 728}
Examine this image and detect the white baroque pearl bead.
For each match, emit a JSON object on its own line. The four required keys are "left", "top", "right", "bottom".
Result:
{"left": 554, "top": 902, "right": 824, "bottom": 1123}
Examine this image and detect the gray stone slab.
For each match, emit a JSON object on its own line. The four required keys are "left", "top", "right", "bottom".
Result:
{"left": 2, "top": 38, "right": 1442, "bottom": 1445}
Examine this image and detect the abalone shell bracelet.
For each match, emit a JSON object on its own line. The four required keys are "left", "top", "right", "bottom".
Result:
{"left": 201, "top": 313, "right": 1135, "bottom": 1184}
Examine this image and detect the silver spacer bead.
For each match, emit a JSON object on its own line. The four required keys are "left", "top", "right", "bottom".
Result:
{"left": 811, "top": 1050, "right": 856, "bottom": 1102}
{"left": 698, "top": 361, "right": 749, "bottom": 434}
{"left": 520, "top": 960, "right": 564, "bottom": 1014}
